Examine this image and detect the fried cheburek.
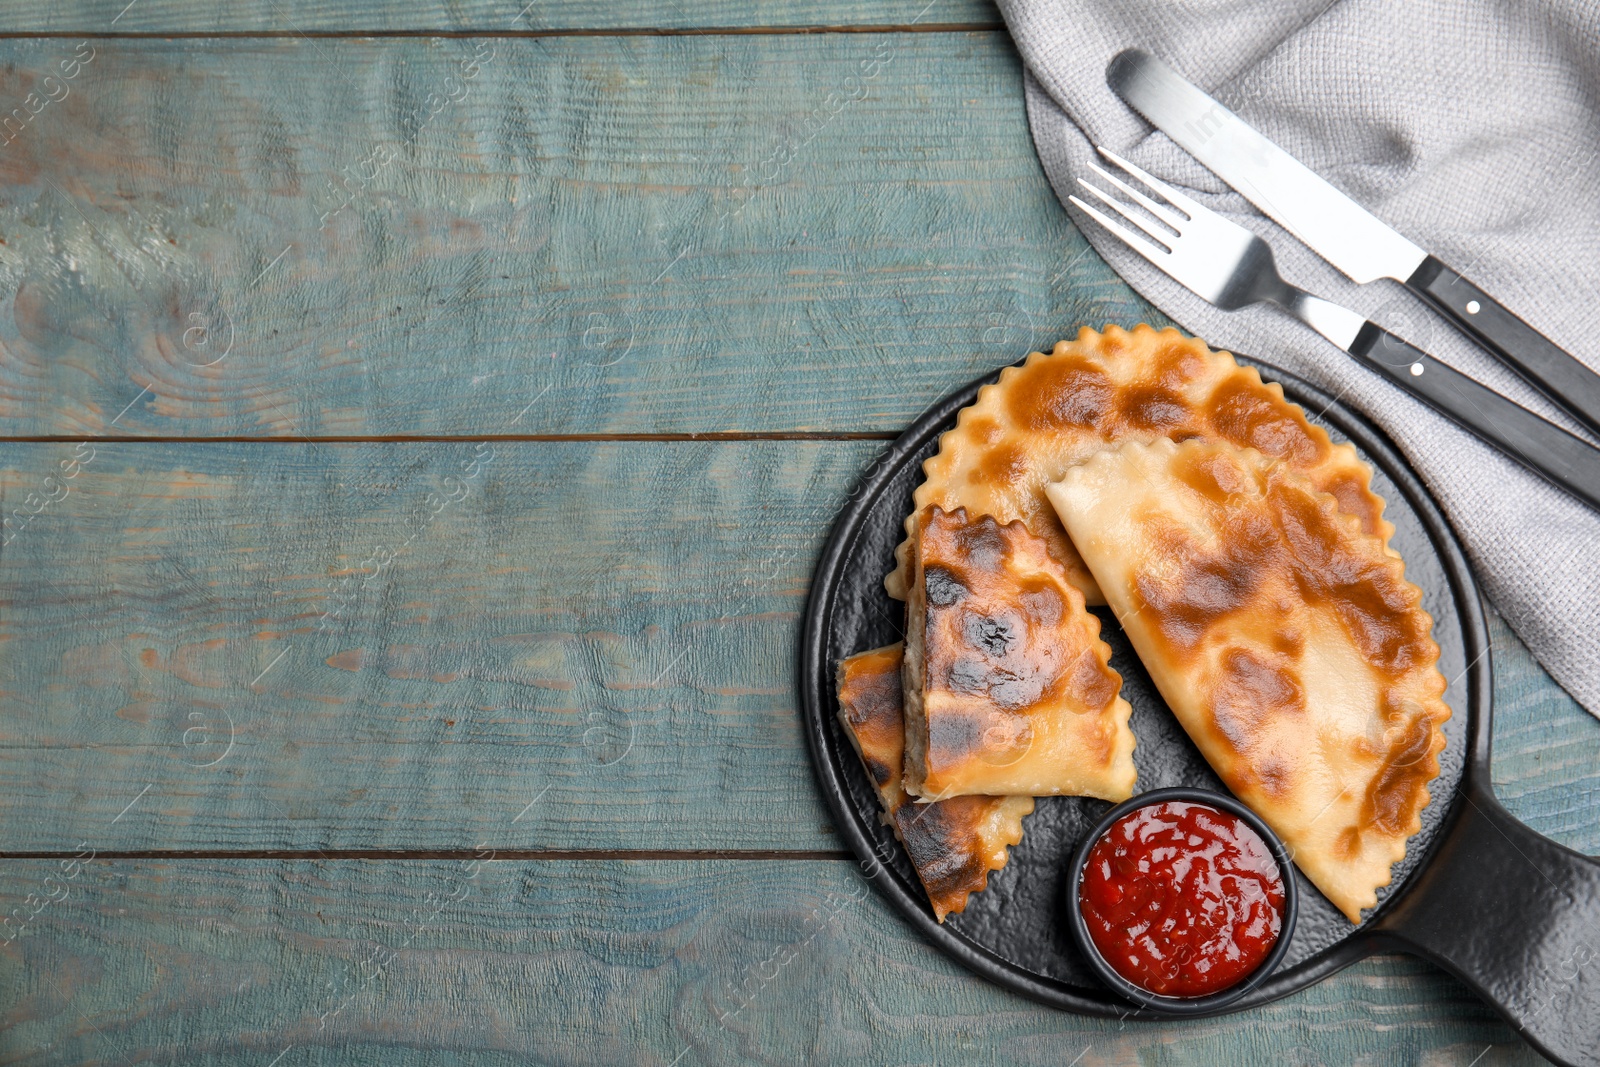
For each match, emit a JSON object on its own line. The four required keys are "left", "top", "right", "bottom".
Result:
{"left": 901, "top": 507, "right": 1136, "bottom": 802}
{"left": 887, "top": 325, "right": 1390, "bottom": 605}
{"left": 1047, "top": 439, "right": 1450, "bottom": 922}
{"left": 836, "top": 643, "right": 1032, "bottom": 922}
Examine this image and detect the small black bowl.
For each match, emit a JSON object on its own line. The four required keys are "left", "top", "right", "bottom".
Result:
{"left": 1065, "top": 786, "right": 1299, "bottom": 1016}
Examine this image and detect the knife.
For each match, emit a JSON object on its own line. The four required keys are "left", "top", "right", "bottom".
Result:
{"left": 1107, "top": 48, "right": 1600, "bottom": 441}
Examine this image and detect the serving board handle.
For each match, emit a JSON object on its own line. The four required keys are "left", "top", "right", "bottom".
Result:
{"left": 1375, "top": 782, "right": 1600, "bottom": 1066}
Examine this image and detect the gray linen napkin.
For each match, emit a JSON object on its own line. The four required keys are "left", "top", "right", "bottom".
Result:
{"left": 997, "top": 0, "right": 1600, "bottom": 717}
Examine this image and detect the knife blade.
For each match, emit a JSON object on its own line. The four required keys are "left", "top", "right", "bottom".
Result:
{"left": 1107, "top": 48, "right": 1600, "bottom": 440}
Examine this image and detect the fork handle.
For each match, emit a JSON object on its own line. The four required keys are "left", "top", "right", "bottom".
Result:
{"left": 1349, "top": 322, "right": 1600, "bottom": 514}
{"left": 1408, "top": 256, "right": 1600, "bottom": 440}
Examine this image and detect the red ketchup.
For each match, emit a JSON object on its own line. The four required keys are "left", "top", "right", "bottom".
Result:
{"left": 1079, "top": 800, "right": 1284, "bottom": 997}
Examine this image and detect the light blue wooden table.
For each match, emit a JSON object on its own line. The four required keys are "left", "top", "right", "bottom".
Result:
{"left": 1, "top": 3, "right": 1596, "bottom": 1063}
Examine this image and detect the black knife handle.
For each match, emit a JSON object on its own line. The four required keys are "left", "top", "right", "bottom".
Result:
{"left": 1350, "top": 322, "right": 1600, "bottom": 514}
{"left": 1408, "top": 255, "right": 1600, "bottom": 439}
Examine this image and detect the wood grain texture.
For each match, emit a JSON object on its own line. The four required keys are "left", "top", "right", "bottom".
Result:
{"left": 1, "top": 0, "right": 1000, "bottom": 34}
{"left": 0, "top": 439, "right": 870, "bottom": 852}
{"left": 2, "top": 439, "right": 1596, "bottom": 862}
{"left": 0, "top": 33, "right": 1158, "bottom": 438}
{"left": 0, "top": 858, "right": 1547, "bottom": 1065}
{"left": 0, "top": 18, "right": 1592, "bottom": 1062}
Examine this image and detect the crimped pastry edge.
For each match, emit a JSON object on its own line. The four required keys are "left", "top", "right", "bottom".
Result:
{"left": 885, "top": 323, "right": 1394, "bottom": 603}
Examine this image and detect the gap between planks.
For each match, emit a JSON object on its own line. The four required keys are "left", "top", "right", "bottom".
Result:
{"left": 0, "top": 848, "right": 855, "bottom": 860}
{"left": 0, "top": 24, "right": 1005, "bottom": 41}
{"left": 0, "top": 432, "right": 900, "bottom": 443}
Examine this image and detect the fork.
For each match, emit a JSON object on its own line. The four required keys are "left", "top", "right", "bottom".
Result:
{"left": 1070, "top": 147, "right": 1600, "bottom": 514}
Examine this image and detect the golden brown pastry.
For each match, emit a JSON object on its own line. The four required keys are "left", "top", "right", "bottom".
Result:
{"left": 886, "top": 324, "right": 1391, "bottom": 604}
{"left": 836, "top": 643, "right": 1033, "bottom": 922}
{"left": 1047, "top": 438, "right": 1450, "bottom": 923}
{"left": 902, "top": 507, "right": 1136, "bottom": 802}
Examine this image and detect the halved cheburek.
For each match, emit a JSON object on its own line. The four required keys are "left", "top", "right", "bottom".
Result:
{"left": 1046, "top": 439, "right": 1451, "bottom": 923}
{"left": 902, "top": 506, "right": 1137, "bottom": 802}
{"left": 886, "top": 324, "right": 1392, "bottom": 605}
{"left": 836, "top": 643, "right": 1033, "bottom": 922}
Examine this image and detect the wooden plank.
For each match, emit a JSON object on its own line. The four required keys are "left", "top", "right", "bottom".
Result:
{"left": 1489, "top": 609, "right": 1600, "bottom": 854}
{"left": 0, "top": 33, "right": 1159, "bottom": 438}
{"left": 0, "top": 0, "right": 1000, "bottom": 34}
{"left": 0, "top": 858, "right": 1546, "bottom": 1065}
{"left": 3, "top": 440, "right": 1597, "bottom": 859}
{"left": 0, "top": 439, "right": 868, "bottom": 852}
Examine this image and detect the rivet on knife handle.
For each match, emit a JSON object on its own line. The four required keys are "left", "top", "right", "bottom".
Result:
{"left": 1350, "top": 323, "right": 1600, "bottom": 513}
{"left": 1408, "top": 255, "right": 1600, "bottom": 440}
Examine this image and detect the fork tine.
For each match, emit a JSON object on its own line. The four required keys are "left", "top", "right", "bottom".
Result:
{"left": 1076, "top": 177, "right": 1177, "bottom": 248}
{"left": 1084, "top": 161, "right": 1187, "bottom": 231}
{"left": 1095, "top": 146, "right": 1204, "bottom": 218}
{"left": 1067, "top": 194, "right": 1171, "bottom": 266}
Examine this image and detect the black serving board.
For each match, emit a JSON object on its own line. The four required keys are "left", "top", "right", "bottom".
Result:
{"left": 798, "top": 356, "right": 1600, "bottom": 1067}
